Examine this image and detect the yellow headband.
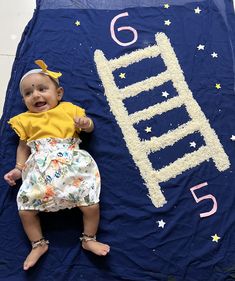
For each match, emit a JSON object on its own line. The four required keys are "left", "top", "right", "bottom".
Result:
{"left": 20, "top": 60, "right": 62, "bottom": 93}
{"left": 34, "top": 60, "right": 62, "bottom": 80}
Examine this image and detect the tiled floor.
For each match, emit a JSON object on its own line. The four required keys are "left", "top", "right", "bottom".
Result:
{"left": 0, "top": 1, "right": 234, "bottom": 117}
{"left": 0, "top": 0, "right": 35, "bottom": 116}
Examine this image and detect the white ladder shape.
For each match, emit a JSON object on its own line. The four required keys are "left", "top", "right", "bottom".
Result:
{"left": 94, "top": 32, "right": 230, "bottom": 208}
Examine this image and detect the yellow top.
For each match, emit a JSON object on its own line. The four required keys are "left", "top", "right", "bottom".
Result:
{"left": 8, "top": 102, "right": 85, "bottom": 141}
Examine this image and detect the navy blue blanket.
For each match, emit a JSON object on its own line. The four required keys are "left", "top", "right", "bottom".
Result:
{"left": 0, "top": 1, "right": 234, "bottom": 280}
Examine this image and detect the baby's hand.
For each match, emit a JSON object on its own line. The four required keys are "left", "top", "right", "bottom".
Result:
{"left": 4, "top": 168, "right": 22, "bottom": 186}
{"left": 74, "top": 117, "right": 93, "bottom": 131}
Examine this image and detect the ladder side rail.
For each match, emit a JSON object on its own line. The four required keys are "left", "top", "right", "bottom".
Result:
{"left": 156, "top": 33, "right": 230, "bottom": 171}
{"left": 94, "top": 49, "right": 167, "bottom": 207}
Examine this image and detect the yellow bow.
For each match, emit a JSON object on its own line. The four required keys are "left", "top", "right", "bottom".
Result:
{"left": 35, "top": 60, "right": 62, "bottom": 79}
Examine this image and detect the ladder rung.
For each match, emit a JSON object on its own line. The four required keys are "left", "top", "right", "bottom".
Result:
{"left": 143, "top": 120, "right": 200, "bottom": 153}
{"left": 109, "top": 45, "right": 160, "bottom": 71}
{"left": 120, "top": 70, "right": 171, "bottom": 99}
{"left": 153, "top": 146, "right": 211, "bottom": 182}
{"left": 129, "top": 96, "right": 183, "bottom": 124}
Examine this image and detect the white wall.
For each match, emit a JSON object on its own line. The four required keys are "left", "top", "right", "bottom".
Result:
{"left": 0, "top": 0, "right": 35, "bottom": 117}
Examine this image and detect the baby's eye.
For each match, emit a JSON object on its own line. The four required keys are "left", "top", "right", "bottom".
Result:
{"left": 24, "top": 92, "right": 31, "bottom": 97}
{"left": 39, "top": 87, "right": 46, "bottom": 92}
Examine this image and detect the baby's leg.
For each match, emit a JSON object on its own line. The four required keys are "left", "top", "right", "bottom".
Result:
{"left": 19, "top": 210, "right": 49, "bottom": 270}
{"left": 79, "top": 204, "right": 110, "bottom": 256}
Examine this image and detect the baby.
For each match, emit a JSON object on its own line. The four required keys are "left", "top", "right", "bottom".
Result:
{"left": 4, "top": 60, "right": 110, "bottom": 270}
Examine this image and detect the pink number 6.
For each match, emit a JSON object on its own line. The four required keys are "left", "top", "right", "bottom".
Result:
{"left": 190, "top": 182, "right": 217, "bottom": 218}
{"left": 110, "top": 12, "right": 138, "bottom": 46}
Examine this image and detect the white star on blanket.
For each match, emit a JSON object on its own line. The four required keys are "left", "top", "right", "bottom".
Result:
{"left": 157, "top": 220, "right": 166, "bottom": 228}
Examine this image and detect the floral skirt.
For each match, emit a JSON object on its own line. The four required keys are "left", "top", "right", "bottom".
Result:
{"left": 17, "top": 138, "right": 101, "bottom": 212}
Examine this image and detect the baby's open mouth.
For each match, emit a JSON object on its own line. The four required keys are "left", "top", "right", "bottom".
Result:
{"left": 35, "top": 102, "right": 46, "bottom": 107}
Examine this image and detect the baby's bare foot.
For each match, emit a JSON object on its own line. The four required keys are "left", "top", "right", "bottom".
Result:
{"left": 82, "top": 240, "right": 110, "bottom": 256}
{"left": 23, "top": 244, "right": 48, "bottom": 270}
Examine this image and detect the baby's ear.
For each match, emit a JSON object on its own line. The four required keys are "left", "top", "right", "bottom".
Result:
{"left": 57, "top": 87, "right": 64, "bottom": 100}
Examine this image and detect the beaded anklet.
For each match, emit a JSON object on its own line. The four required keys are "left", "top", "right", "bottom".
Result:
{"left": 80, "top": 233, "right": 96, "bottom": 242}
{"left": 32, "top": 238, "right": 49, "bottom": 249}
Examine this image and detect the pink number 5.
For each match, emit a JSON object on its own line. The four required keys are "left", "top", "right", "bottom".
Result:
{"left": 190, "top": 182, "right": 217, "bottom": 218}
{"left": 110, "top": 12, "right": 138, "bottom": 46}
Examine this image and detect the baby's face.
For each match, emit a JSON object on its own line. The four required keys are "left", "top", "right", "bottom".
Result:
{"left": 20, "top": 73, "right": 63, "bottom": 113}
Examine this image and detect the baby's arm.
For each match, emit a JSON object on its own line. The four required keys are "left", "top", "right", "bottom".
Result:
{"left": 74, "top": 116, "right": 94, "bottom": 133}
{"left": 4, "top": 140, "right": 31, "bottom": 186}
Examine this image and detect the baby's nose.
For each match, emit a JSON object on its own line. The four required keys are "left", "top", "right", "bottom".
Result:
{"left": 32, "top": 90, "right": 41, "bottom": 97}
